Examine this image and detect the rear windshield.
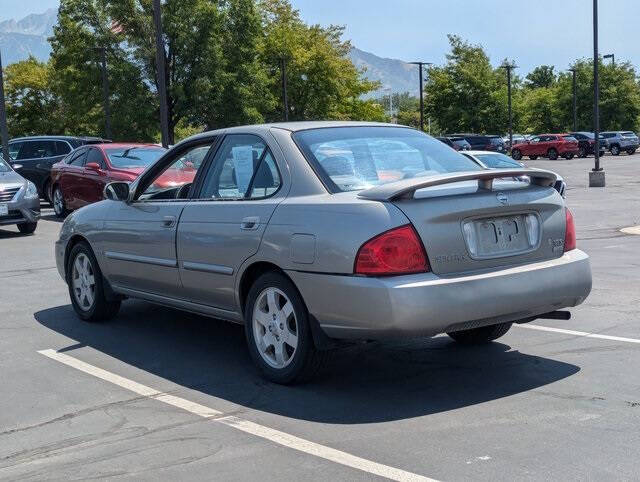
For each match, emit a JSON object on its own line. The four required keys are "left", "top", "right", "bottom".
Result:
{"left": 293, "top": 127, "right": 481, "bottom": 192}
{"left": 105, "top": 147, "right": 166, "bottom": 168}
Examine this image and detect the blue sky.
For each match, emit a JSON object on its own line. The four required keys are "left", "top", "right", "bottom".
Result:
{"left": 3, "top": 0, "right": 638, "bottom": 74}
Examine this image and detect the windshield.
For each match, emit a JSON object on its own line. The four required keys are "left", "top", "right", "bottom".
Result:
{"left": 0, "top": 157, "right": 11, "bottom": 173}
{"left": 474, "top": 153, "right": 521, "bottom": 169}
{"left": 293, "top": 127, "right": 481, "bottom": 192}
{"left": 105, "top": 147, "right": 165, "bottom": 168}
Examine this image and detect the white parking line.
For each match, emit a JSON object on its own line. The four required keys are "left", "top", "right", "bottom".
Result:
{"left": 38, "top": 349, "right": 436, "bottom": 482}
{"left": 516, "top": 324, "right": 640, "bottom": 344}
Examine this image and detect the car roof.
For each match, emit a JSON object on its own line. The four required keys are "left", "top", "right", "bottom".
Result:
{"left": 9, "top": 135, "right": 106, "bottom": 142}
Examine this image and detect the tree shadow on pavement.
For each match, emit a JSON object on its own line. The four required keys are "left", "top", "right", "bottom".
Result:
{"left": 35, "top": 301, "right": 579, "bottom": 424}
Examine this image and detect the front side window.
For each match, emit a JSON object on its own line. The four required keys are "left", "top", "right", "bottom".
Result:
{"left": 139, "top": 143, "right": 213, "bottom": 200}
{"left": 200, "top": 135, "right": 281, "bottom": 200}
{"left": 68, "top": 149, "right": 88, "bottom": 166}
{"left": 105, "top": 146, "right": 166, "bottom": 169}
{"left": 86, "top": 148, "right": 105, "bottom": 168}
{"left": 293, "top": 127, "right": 480, "bottom": 192}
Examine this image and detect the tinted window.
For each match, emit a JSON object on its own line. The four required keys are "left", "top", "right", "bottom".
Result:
{"left": 488, "top": 137, "right": 503, "bottom": 145}
{"left": 294, "top": 127, "right": 480, "bottom": 193}
{"left": 562, "top": 136, "right": 578, "bottom": 142}
{"left": 55, "top": 141, "right": 72, "bottom": 156}
{"left": 105, "top": 147, "right": 166, "bottom": 168}
{"left": 69, "top": 149, "right": 88, "bottom": 166}
{"left": 200, "top": 135, "right": 281, "bottom": 199}
{"left": 8, "top": 142, "right": 22, "bottom": 160}
{"left": 622, "top": 132, "right": 636, "bottom": 138}
{"left": 475, "top": 153, "right": 522, "bottom": 169}
{"left": 86, "top": 148, "right": 105, "bottom": 168}
{"left": 16, "top": 140, "right": 57, "bottom": 160}
{"left": 602, "top": 133, "right": 615, "bottom": 138}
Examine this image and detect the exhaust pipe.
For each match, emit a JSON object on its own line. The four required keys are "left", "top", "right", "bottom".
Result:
{"left": 536, "top": 310, "right": 571, "bottom": 321}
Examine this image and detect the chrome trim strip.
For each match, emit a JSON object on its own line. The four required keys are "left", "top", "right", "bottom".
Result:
{"left": 104, "top": 251, "right": 177, "bottom": 268}
{"left": 182, "top": 261, "right": 234, "bottom": 275}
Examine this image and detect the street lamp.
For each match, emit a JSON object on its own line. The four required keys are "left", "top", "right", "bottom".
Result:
{"left": 153, "top": 0, "right": 170, "bottom": 148}
{"left": 409, "top": 62, "right": 432, "bottom": 131}
{"left": 0, "top": 50, "right": 9, "bottom": 162}
{"left": 603, "top": 53, "right": 615, "bottom": 65}
{"left": 589, "top": 0, "right": 604, "bottom": 187}
{"left": 568, "top": 67, "right": 577, "bottom": 132}
{"left": 500, "top": 62, "right": 517, "bottom": 150}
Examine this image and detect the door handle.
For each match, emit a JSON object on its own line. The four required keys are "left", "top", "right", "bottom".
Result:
{"left": 163, "top": 215, "right": 176, "bottom": 227}
{"left": 240, "top": 216, "right": 260, "bottom": 230}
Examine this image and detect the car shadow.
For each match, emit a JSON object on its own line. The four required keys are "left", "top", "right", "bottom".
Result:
{"left": 35, "top": 301, "right": 580, "bottom": 424}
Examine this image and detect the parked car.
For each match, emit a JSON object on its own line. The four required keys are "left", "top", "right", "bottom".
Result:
{"left": 50, "top": 143, "right": 167, "bottom": 217}
{"left": 450, "top": 134, "right": 506, "bottom": 152}
{"left": 502, "top": 134, "right": 527, "bottom": 148}
{"left": 510, "top": 134, "right": 579, "bottom": 161}
{"left": 55, "top": 122, "right": 591, "bottom": 383}
{"left": 568, "top": 132, "right": 607, "bottom": 158}
{"left": 461, "top": 150, "right": 567, "bottom": 197}
{"left": 7, "top": 136, "right": 108, "bottom": 203}
{"left": 436, "top": 136, "right": 471, "bottom": 151}
{"left": 600, "top": 131, "right": 639, "bottom": 155}
{"left": 0, "top": 154, "right": 40, "bottom": 234}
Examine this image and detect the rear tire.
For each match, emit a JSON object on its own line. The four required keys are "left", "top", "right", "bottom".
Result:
{"left": 67, "top": 242, "right": 121, "bottom": 322}
{"left": 564, "top": 153, "right": 574, "bottom": 160}
{"left": 53, "top": 186, "right": 68, "bottom": 218}
{"left": 244, "top": 272, "right": 326, "bottom": 384}
{"left": 511, "top": 149, "right": 522, "bottom": 161}
{"left": 528, "top": 155, "right": 538, "bottom": 160}
{"left": 547, "top": 148, "right": 558, "bottom": 160}
{"left": 578, "top": 146, "right": 586, "bottom": 158}
{"left": 447, "top": 322, "right": 512, "bottom": 345}
{"left": 17, "top": 222, "right": 37, "bottom": 234}
{"left": 610, "top": 144, "right": 620, "bottom": 156}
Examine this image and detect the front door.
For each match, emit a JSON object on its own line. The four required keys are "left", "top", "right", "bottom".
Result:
{"left": 177, "top": 133, "right": 286, "bottom": 312}
{"left": 100, "top": 140, "right": 216, "bottom": 297}
{"left": 80, "top": 147, "right": 109, "bottom": 207}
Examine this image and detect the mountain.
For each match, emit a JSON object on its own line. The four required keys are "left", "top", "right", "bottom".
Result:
{"left": 0, "top": 10, "right": 418, "bottom": 100}
{"left": 349, "top": 47, "right": 418, "bottom": 98}
{"left": 0, "top": 9, "right": 56, "bottom": 65}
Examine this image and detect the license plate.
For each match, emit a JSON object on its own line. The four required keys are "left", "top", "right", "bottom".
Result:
{"left": 0, "top": 204, "right": 7, "bottom": 216}
{"left": 464, "top": 214, "right": 537, "bottom": 258}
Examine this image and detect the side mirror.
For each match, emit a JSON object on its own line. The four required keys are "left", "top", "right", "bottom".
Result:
{"left": 104, "top": 182, "right": 130, "bottom": 202}
{"left": 86, "top": 162, "right": 101, "bottom": 171}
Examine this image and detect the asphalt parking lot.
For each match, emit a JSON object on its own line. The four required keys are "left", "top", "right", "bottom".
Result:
{"left": 1, "top": 152, "right": 639, "bottom": 481}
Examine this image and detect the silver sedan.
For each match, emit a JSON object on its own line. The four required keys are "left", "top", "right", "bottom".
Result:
{"left": 0, "top": 155, "right": 40, "bottom": 234}
{"left": 55, "top": 122, "right": 592, "bottom": 383}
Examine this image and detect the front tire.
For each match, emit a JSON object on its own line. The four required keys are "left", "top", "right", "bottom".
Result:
{"left": 447, "top": 322, "right": 512, "bottom": 345}
{"left": 511, "top": 149, "right": 522, "bottom": 161}
{"left": 244, "top": 272, "right": 325, "bottom": 384}
{"left": 67, "top": 242, "right": 121, "bottom": 322}
{"left": 626, "top": 148, "right": 636, "bottom": 155}
{"left": 610, "top": 144, "right": 620, "bottom": 156}
{"left": 17, "top": 222, "right": 37, "bottom": 234}
{"left": 547, "top": 148, "right": 558, "bottom": 160}
{"left": 53, "top": 186, "right": 68, "bottom": 218}
{"left": 578, "top": 146, "right": 587, "bottom": 158}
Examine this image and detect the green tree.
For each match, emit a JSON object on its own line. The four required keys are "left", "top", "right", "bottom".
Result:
{"left": 525, "top": 65, "right": 556, "bottom": 89}
{"left": 424, "top": 35, "right": 509, "bottom": 134}
{"left": 520, "top": 87, "right": 562, "bottom": 133}
{"left": 4, "top": 57, "right": 63, "bottom": 137}
{"left": 257, "top": 0, "right": 384, "bottom": 122}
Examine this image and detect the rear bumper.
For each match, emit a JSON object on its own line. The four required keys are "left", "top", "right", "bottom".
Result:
{"left": 288, "top": 249, "right": 591, "bottom": 340}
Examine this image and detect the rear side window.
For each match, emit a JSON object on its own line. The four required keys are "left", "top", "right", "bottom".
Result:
{"left": 294, "top": 127, "right": 480, "bottom": 193}
{"left": 16, "top": 141, "right": 57, "bottom": 159}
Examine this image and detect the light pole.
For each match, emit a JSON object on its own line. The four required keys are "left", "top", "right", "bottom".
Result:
{"left": 409, "top": 61, "right": 432, "bottom": 131}
{"left": 0, "top": 50, "right": 9, "bottom": 162}
{"left": 589, "top": 0, "right": 604, "bottom": 187}
{"left": 93, "top": 47, "right": 112, "bottom": 139}
{"left": 383, "top": 86, "right": 393, "bottom": 119}
{"left": 603, "top": 53, "right": 614, "bottom": 65}
{"left": 153, "top": 0, "right": 170, "bottom": 147}
{"left": 501, "top": 63, "right": 517, "bottom": 150}
{"left": 568, "top": 67, "right": 577, "bottom": 132}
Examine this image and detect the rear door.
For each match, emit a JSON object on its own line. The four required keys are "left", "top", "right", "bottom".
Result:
{"left": 177, "top": 133, "right": 286, "bottom": 312}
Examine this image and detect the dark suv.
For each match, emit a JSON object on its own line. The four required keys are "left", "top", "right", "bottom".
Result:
{"left": 8, "top": 136, "right": 108, "bottom": 202}
{"left": 436, "top": 136, "right": 471, "bottom": 151}
{"left": 450, "top": 134, "right": 506, "bottom": 152}
{"left": 569, "top": 132, "right": 607, "bottom": 158}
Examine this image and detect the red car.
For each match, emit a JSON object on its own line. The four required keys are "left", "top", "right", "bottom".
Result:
{"left": 50, "top": 143, "right": 169, "bottom": 217}
{"left": 511, "top": 134, "right": 579, "bottom": 161}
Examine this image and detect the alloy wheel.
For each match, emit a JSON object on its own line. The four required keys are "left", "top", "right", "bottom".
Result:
{"left": 252, "top": 287, "right": 298, "bottom": 369}
{"left": 53, "top": 188, "right": 64, "bottom": 216}
{"left": 72, "top": 253, "right": 96, "bottom": 311}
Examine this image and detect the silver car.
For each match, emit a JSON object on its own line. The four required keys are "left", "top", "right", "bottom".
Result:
{"left": 55, "top": 122, "right": 592, "bottom": 383}
{"left": 0, "top": 155, "right": 40, "bottom": 234}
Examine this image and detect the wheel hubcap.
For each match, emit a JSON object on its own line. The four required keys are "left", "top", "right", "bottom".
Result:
{"left": 252, "top": 287, "right": 298, "bottom": 369}
{"left": 72, "top": 253, "right": 96, "bottom": 311}
{"left": 54, "top": 190, "right": 63, "bottom": 213}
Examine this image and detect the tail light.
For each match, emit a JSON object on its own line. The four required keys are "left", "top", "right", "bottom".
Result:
{"left": 355, "top": 225, "right": 429, "bottom": 276}
{"left": 564, "top": 208, "right": 577, "bottom": 252}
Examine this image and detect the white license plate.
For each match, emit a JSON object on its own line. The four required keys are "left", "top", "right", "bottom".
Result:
{"left": 0, "top": 204, "right": 7, "bottom": 216}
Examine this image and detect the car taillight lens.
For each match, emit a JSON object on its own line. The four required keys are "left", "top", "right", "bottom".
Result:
{"left": 355, "top": 225, "right": 429, "bottom": 276}
{"left": 564, "top": 208, "right": 577, "bottom": 252}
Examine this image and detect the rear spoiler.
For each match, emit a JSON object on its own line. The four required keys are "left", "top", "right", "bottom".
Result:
{"left": 357, "top": 169, "right": 557, "bottom": 201}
